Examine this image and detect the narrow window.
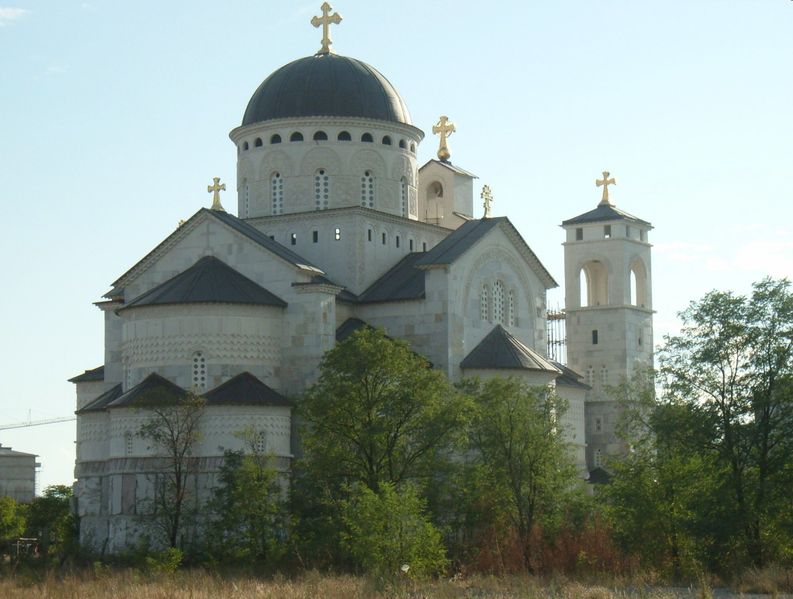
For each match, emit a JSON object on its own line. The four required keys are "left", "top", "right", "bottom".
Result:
{"left": 382, "top": 232, "right": 386, "bottom": 245}
{"left": 290, "top": 132, "right": 303, "bottom": 142}
{"left": 313, "top": 130, "right": 328, "bottom": 141}
{"left": 507, "top": 289, "right": 516, "bottom": 327}
{"left": 395, "top": 235, "right": 400, "bottom": 248}
{"left": 334, "top": 227, "right": 341, "bottom": 241}
{"left": 192, "top": 351, "right": 207, "bottom": 391}
{"left": 382, "top": 135, "right": 392, "bottom": 145}
{"left": 361, "top": 170, "right": 374, "bottom": 208}
{"left": 254, "top": 137, "right": 263, "bottom": 147}
{"left": 409, "top": 142, "right": 416, "bottom": 153}
{"left": 367, "top": 229, "right": 372, "bottom": 242}
{"left": 604, "top": 225, "right": 611, "bottom": 238}
{"left": 312, "top": 230, "right": 318, "bottom": 243}
{"left": 480, "top": 284, "right": 489, "bottom": 322}
{"left": 492, "top": 281, "right": 505, "bottom": 324}
{"left": 268, "top": 235, "right": 275, "bottom": 240}
{"left": 594, "top": 449, "right": 603, "bottom": 468}
{"left": 400, "top": 177, "right": 407, "bottom": 217}
{"left": 626, "top": 225, "right": 631, "bottom": 237}
{"left": 601, "top": 366, "right": 608, "bottom": 385}
{"left": 361, "top": 132, "right": 373, "bottom": 143}
{"left": 640, "top": 229, "right": 646, "bottom": 241}
{"left": 592, "top": 330, "right": 599, "bottom": 345}
{"left": 271, "top": 172, "right": 283, "bottom": 215}
{"left": 243, "top": 180, "right": 250, "bottom": 217}
{"left": 337, "top": 131, "right": 351, "bottom": 141}
{"left": 422, "top": 242, "right": 427, "bottom": 251}
{"left": 409, "top": 239, "right": 414, "bottom": 251}
{"left": 125, "top": 432, "right": 133, "bottom": 456}
{"left": 575, "top": 227, "right": 583, "bottom": 241}
{"left": 398, "top": 139, "right": 407, "bottom": 149}
{"left": 638, "top": 329, "right": 643, "bottom": 346}
{"left": 595, "top": 417, "right": 603, "bottom": 433}
{"left": 290, "top": 233, "right": 297, "bottom": 245}
{"left": 253, "top": 431, "right": 266, "bottom": 454}
{"left": 315, "top": 168, "right": 330, "bottom": 210}
{"left": 242, "top": 141, "right": 249, "bottom": 151}
{"left": 586, "top": 366, "right": 594, "bottom": 386}
{"left": 270, "top": 134, "right": 281, "bottom": 144}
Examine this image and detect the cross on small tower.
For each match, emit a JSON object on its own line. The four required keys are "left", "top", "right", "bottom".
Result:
{"left": 311, "top": 2, "right": 342, "bottom": 55}
{"left": 432, "top": 115, "right": 456, "bottom": 162}
{"left": 596, "top": 171, "right": 616, "bottom": 206}
{"left": 207, "top": 177, "right": 226, "bottom": 212}
{"left": 481, "top": 185, "right": 493, "bottom": 218}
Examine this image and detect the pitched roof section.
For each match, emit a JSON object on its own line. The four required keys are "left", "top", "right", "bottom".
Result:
{"left": 203, "top": 372, "right": 292, "bottom": 407}
{"left": 418, "top": 159, "right": 478, "bottom": 178}
{"left": 415, "top": 218, "right": 557, "bottom": 289}
{"left": 358, "top": 253, "right": 426, "bottom": 303}
{"left": 461, "top": 325, "right": 561, "bottom": 373}
{"left": 0, "top": 446, "right": 38, "bottom": 458}
{"left": 335, "top": 318, "right": 372, "bottom": 342}
{"left": 76, "top": 384, "right": 123, "bottom": 414}
{"left": 68, "top": 365, "right": 105, "bottom": 383}
{"left": 107, "top": 373, "right": 188, "bottom": 409}
{"left": 562, "top": 204, "right": 651, "bottom": 227}
{"left": 552, "top": 361, "right": 591, "bottom": 390}
{"left": 121, "top": 256, "right": 286, "bottom": 311}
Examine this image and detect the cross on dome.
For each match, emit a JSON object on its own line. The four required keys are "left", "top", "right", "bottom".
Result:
{"left": 207, "top": 177, "right": 226, "bottom": 212}
{"left": 311, "top": 2, "right": 343, "bottom": 55}
{"left": 432, "top": 115, "right": 455, "bottom": 162}
{"left": 596, "top": 170, "right": 616, "bottom": 206}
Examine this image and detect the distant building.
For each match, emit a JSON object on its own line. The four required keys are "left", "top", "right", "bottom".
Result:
{"left": 0, "top": 444, "right": 39, "bottom": 503}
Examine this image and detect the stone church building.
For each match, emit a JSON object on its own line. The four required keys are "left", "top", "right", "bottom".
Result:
{"left": 69, "top": 6, "right": 653, "bottom": 552}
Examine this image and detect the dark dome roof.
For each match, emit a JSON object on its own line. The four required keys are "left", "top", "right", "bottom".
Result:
{"left": 242, "top": 54, "right": 412, "bottom": 126}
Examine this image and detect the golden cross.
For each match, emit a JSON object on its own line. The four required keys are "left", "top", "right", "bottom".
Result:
{"left": 596, "top": 171, "right": 616, "bottom": 206}
{"left": 432, "top": 115, "right": 455, "bottom": 162}
{"left": 311, "top": 2, "right": 342, "bottom": 55}
{"left": 481, "top": 185, "right": 493, "bottom": 218}
{"left": 207, "top": 177, "right": 226, "bottom": 212}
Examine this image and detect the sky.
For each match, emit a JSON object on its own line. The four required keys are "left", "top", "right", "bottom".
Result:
{"left": 1, "top": 0, "right": 791, "bottom": 491}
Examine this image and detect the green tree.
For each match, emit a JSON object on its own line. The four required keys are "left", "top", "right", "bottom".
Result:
{"left": 341, "top": 482, "right": 448, "bottom": 579}
{"left": 465, "top": 377, "right": 580, "bottom": 571}
{"left": 25, "top": 485, "right": 76, "bottom": 557}
{"left": 207, "top": 428, "right": 286, "bottom": 565}
{"left": 0, "top": 496, "right": 26, "bottom": 541}
{"left": 137, "top": 392, "right": 205, "bottom": 549}
{"left": 659, "top": 277, "right": 793, "bottom": 567}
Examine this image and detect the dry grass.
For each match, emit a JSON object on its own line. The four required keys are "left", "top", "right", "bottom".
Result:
{"left": 0, "top": 570, "right": 704, "bottom": 599}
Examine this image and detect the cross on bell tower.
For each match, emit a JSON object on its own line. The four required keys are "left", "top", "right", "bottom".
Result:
{"left": 596, "top": 171, "right": 616, "bottom": 206}
{"left": 311, "top": 2, "right": 343, "bottom": 55}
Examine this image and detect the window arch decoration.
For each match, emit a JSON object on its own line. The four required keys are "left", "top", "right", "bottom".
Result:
{"left": 492, "top": 280, "right": 505, "bottom": 324}
{"left": 480, "top": 284, "right": 489, "bottom": 322}
{"left": 361, "top": 132, "right": 373, "bottom": 143}
{"left": 629, "top": 258, "right": 648, "bottom": 307}
{"left": 337, "top": 131, "right": 351, "bottom": 141}
{"left": 271, "top": 172, "right": 283, "bottom": 215}
{"left": 400, "top": 177, "right": 407, "bottom": 217}
{"left": 398, "top": 139, "right": 407, "bottom": 149}
{"left": 192, "top": 350, "right": 207, "bottom": 391}
{"left": 243, "top": 180, "right": 250, "bottom": 217}
{"left": 579, "top": 260, "right": 608, "bottom": 307}
{"left": 254, "top": 137, "right": 263, "bottom": 147}
{"left": 313, "top": 130, "right": 328, "bottom": 141}
{"left": 382, "top": 135, "right": 392, "bottom": 145}
{"left": 242, "top": 141, "right": 249, "bottom": 151}
{"left": 361, "top": 170, "right": 374, "bottom": 208}
{"left": 290, "top": 131, "right": 303, "bottom": 142}
{"left": 507, "top": 289, "right": 516, "bottom": 326}
{"left": 315, "top": 168, "right": 330, "bottom": 210}
{"left": 270, "top": 134, "right": 281, "bottom": 144}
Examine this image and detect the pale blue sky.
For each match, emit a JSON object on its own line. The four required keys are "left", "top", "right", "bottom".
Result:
{"left": 1, "top": 1, "right": 791, "bottom": 490}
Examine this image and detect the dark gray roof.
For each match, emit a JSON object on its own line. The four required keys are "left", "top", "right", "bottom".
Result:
{"left": 121, "top": 256, "right": 286, "bottom": 311}
{"left": 335, "top": 318, "right": 372, "bottom": 342}
{"left": 107, "top": 374, "right": 188, "bottom": 409}
{"left": 242, "top": 54, "right": 413, "bottom": 126}
{"left": 203, "top": 372, "right": 292, "bottom": 407}
{"left": 461, "top": 325, "right": 561, "bottom": 373}
{"left": 69, "top": 365, "right": 105, "bottom": 384}
{"left": 552, "top": 361, "right": 591, "bottom": 390}
{"left": 562, "top": 203, "right": 651, "bottom": 226}
{"left": 76, "top": 384, "right": 123, "bottom": 414}
{"left": 358, "top": 253, "right": 426, "bottom": 303}
{"left": 419, "top": 159, "right": 477, "bottom": 178}
{"left": 588, "top": 467, "right": 612, "bottom": 485}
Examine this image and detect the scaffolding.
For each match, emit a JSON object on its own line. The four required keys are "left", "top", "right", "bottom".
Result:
{"left": 546, "top": 307, "right": 566, "bottom": 364}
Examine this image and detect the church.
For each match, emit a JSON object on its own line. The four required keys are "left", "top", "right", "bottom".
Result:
{"left": 69, "top": 4, "right": 654, "bottom": 552}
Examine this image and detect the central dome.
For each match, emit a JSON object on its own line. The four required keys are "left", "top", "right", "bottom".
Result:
{"left": 242, "top": 54, "right": 412, "bottom": 127}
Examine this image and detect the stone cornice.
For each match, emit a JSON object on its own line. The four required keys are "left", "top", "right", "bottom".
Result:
{"left": 230, "top": 116, "right": 425, "bottom": 144}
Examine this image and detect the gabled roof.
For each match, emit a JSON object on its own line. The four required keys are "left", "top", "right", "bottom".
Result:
{"left": 418, "top": 159, "right": 477, "bottom": 178}
{"left": 335, "top": 318, "right": 373, "bottom": 342}
{"left": 552, "top": 361, "right": 591, "bottom": 390}
{"left": 68, "top": 365, "right": 105, "bottom": 383}
{"left": 76, "top": 384, "right": 123, "bottom": 414}
{"left": 203, "top": 372, "right": 292, "bottom": 407}
{"left": 461, "top": 325, "right": 561, "bottom": 373}
{"left": 415, "top": 218, "right": 558, "bottom": 289}
{"left": 562, "top": 203, "right": 651, "bottom": 227}
{"left": 109, "top": 208, "right": 323, "bottom": 296}
{"left": 120, "top": 255, "right": 286, "bottom": 311}
{"left": 107, "top": 373, "right": 188, "bottom": 409}
{"left": 358, "top": 253, "right": 426, "bottom": 303}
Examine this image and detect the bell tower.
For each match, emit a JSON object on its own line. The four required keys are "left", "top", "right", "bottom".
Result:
{"left": 561, "top": 172, "right": 654, "bottom": 474}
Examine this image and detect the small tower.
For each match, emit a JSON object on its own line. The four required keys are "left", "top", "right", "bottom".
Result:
{"left": 561, "top": 172, "right": 653, "bottom": 474}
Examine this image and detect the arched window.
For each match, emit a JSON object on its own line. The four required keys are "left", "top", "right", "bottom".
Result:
{"left": 192, "top": 351, "right": 207, "bottom": 391}
{"left": 427, "top": 181, "right": 443, "bottom": 199}
{"left": 507, "top": 289, "right": 516, "bottom": 327}
{"left": 382, "top": 135, "right": 392, "bottom": 145}
{"left": 313, "top": 130, "right": 328, "bottom": 141}
{"left": 398, "top": 139, "right": 407, "bottom": 149}
{"left": 361, "top": 132, "right": 373, "bottom": 143}
{"left": 271, "top": 172, "right": 283, "bottom": 215}
{"left": 254, "top": 137, "right": 263, "bottom": 147}
{"left": 409, "top": 142, "right": 416, "bottom": 153}
{"left": 315, "top": 169, "right": 330, "bottom": 210}
{"left": 270, "top": 134, "right": 281, "bottom": 144}
{"left": 480, "top": 284, "right": 489, "bottom": 322}
{"left": 290, "top": 131, "right": 303, "bottom": 142}
{"left": 337, "top": 131, "right": 351, "bottom": 141}
{"left": 400, "top": 177, "right": 407, "bottom": 217}
{"left": 361, "top": 170, "right": 374, "bottom": 208}
{"left": 630, "top": 259, "right": 648, "bottom": 307}
{"left": 492, "top": 281, "right": 505, "bottom": 324}
{"left": 242, "top": 141, "right": 249, "bottom": 151}
{"left": 579, "top": 260, "right": 608, "bottom": 307}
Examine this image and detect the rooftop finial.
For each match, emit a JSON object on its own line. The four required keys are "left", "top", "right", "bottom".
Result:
{"left": 481, "top": 185, "right": 494, "bottom": 218}
{"left": 432, "top": 115, "right": 455, "bottom": 162}
{"left": 311, "top": 2, "right": 342, "bottom": 55}
{"left": 207, "top": 177, "right": 226, "bottom": 212}
{"left": 596, "top": 170, "right": 616, "bottom": 206}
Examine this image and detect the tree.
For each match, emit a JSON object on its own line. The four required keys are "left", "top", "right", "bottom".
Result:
{"left": 207, "top": 428, "right": 286, "bottom": 564}
{"left": 138, "top": 392, "right": 205, "bottom": 549}
{"left": 659, "top": 278, "right": 793, "bottom": 567}
{"left": 25, "top": 485, "right": 76, "bottom": 557}
{"left": 299, "top": 327, "right": 471, "bottom": 491}
{"left": 465, "top": 377, "right": 580, "bottom": 571}
{"left": 0, "top": 496, "right": 26, "bottom": 541}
